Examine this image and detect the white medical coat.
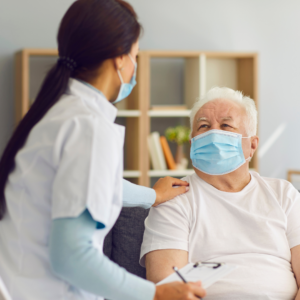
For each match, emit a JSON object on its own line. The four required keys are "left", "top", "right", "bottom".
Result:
{"left": 0, "top": 79, "right": 124, "bottom": 300}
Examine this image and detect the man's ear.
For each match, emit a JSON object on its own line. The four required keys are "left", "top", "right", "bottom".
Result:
{"left": 250, "top": 136, "right": 259, "bottom": 157}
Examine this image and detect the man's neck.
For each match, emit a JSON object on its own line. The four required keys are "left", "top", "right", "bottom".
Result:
{"left": 195, "top": 165, "right": 251, "bottom": 193}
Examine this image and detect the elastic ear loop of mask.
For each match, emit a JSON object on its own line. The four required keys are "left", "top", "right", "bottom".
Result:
{"left": 117, "top": 54, "right": 135, "bottom": 84}
{"left": 117, "top": 69, "right": 124, "bottom": 84}
{"left": 242, "top": 136, "right": 252, "bottom": 162}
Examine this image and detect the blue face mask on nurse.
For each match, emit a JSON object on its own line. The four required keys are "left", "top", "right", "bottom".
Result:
{"left": 189, "top": 90, "right": 259, "bottom": 177}
{"left": 113, "top": 53, "right": 137, "bottom": 104}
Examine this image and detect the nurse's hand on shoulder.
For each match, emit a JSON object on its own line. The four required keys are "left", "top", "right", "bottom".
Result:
{"left": 152, "top": 177, "right": 190, "bottom": 207}
{"left": 154, "top": 281, "right": 206, "bottom": 300}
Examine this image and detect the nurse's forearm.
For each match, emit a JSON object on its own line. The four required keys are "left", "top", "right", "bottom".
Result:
{"left": 122, "top": 179, "right": 156, "bottom": 209}
{"left": 49, "top": 209, "right": 155, "bottom": 300}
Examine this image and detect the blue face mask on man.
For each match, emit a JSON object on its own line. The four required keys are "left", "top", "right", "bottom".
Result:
{"left": 113, "top": 53, "right": 137, "bottom": 104}
{"left": 190, "top": 129, "right": 251, "bottom": 175}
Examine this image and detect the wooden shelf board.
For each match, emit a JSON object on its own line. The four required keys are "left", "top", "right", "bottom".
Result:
{"left": 117, "top": 110, "right": 141, "bottom": 117}
{"left": 148, "top": 169, "right": 195, "bottom": 177}
{"left": 141, "top": 50, "right": 257, "bottom": 59}
{"left": 123, "top": 170, "right": 141, "bottom": 178}
{"left": 18, "top": 49, "right": 257, "bottom": 59}
{"left": 22, "top": 49, "right": 58, "bottom": 56}
{"left": 148, "top": 110, "right": 191, "bottom": 117}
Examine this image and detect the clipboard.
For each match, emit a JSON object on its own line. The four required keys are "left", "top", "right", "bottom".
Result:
{"left": 157, "top": 262, "right": 238, "bottom": 289}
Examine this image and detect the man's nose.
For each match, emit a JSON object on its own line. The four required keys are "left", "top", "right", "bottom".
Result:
{"left": 210, "top": 123, "right": 222, "bottom": 130}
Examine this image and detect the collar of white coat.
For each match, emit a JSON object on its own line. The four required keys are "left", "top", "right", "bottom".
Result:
{"left": 68, "top": 78, "right": 118, "bottom": 122}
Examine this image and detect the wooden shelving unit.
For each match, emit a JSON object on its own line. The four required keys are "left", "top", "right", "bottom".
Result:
{"left": 15, "top": 49, "right": 258, "bottom": 187}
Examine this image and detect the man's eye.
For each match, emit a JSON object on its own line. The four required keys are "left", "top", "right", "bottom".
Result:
{"left": 222, "top": 124, "right": 231, "bottom": 128}
{"left": 199, "top": 124, "right": 208, "bottom": 129}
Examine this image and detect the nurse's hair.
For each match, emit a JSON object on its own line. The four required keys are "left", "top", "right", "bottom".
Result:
{"left": 190, "top": 87, "right": 258, "bottom": 137}
{"left": 0, "top": 0, "right": 142, "bottom": 220}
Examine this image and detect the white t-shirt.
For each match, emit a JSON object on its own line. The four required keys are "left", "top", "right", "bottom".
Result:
{"left": 140, "top": 171, "right": 300, "bottom": 300}
{"left": 0, "top": 79, "right": 124, "bottom": 300}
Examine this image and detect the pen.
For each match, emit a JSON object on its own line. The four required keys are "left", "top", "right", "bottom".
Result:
{"left": 173, "top": 266, "right": 202, "bottom": 299}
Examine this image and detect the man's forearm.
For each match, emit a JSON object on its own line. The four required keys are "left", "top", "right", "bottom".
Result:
{"left": 145, "top": 249, "right": 189, "bottom": 283}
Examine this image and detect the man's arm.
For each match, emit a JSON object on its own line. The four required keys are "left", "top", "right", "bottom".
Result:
{"left": 291, "top": 245, "right": 300, "bottom": 300}
{"left": 140, "top": 192, "right": 191, "bottom": 283}
{"left": 145, "top": 249, "right": 189, "bottom": 283}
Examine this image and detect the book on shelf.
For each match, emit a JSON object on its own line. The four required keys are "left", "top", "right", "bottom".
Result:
{"left": 148, "top": 135, "right": 160, "bottom": 170}
{"left": 150, "top": 105, "right": 187, "bottom": 111}
{"left": 160, "top": 136, "right": 177, "bottom": 170}
{"left": 148, "top": 132, "right": 167, "bottom": 170}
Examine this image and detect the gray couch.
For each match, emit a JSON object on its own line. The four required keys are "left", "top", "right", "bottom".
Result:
{"left": 103, "top": 207, "right": 150, "bottom": 279}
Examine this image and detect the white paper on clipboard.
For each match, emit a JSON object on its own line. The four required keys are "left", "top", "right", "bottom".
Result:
{"left": 157, "top": 262, "right": 238, "bottom": 289}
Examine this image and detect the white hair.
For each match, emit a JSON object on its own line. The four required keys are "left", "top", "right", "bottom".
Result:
{"left": 190, "top": 87, "right": 257, "bottom": 137}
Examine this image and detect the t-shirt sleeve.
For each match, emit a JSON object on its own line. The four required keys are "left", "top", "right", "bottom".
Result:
{"left": 284, "top": 183, "right": 300, "bottom": 249}
{"left": 140, "top": 194, "right": 191, "bottom": 267}
{"left": 51, "top": 115, "right": 122, "bottom": 226}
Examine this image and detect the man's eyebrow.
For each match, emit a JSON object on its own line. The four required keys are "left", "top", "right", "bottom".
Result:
{"left": 196, "top": 117, "right": 208, "bottom": 123}
{"left": 221, "top": 116, "right": 234, "bottom": 121}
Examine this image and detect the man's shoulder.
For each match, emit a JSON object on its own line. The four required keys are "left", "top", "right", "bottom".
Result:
{"left": 169, "top": 173, "right": 202, "bottom": 208}
{"left": 251, "top": 171, "right": 298, "bottom": 198}
{"left": 180, "top": 173, "right": 201, "bottom": 186}
{"left": 252, "top": 171, "right": 292, "bottom": 186}
{"left": 155, "top": 174, "right": 196, "bottom": 209}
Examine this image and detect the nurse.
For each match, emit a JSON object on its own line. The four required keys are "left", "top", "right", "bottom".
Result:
{"left": 0, "top": 0, "right": 206, "bottom": 300}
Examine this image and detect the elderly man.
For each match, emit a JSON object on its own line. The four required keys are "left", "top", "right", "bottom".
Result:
{"left": 140, "top": 87, "right": 300, "bottom": 300}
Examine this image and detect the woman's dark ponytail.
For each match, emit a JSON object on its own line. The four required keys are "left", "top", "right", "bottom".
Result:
{"left": 0, "top": 0, "right": 142, "bottom": 220}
